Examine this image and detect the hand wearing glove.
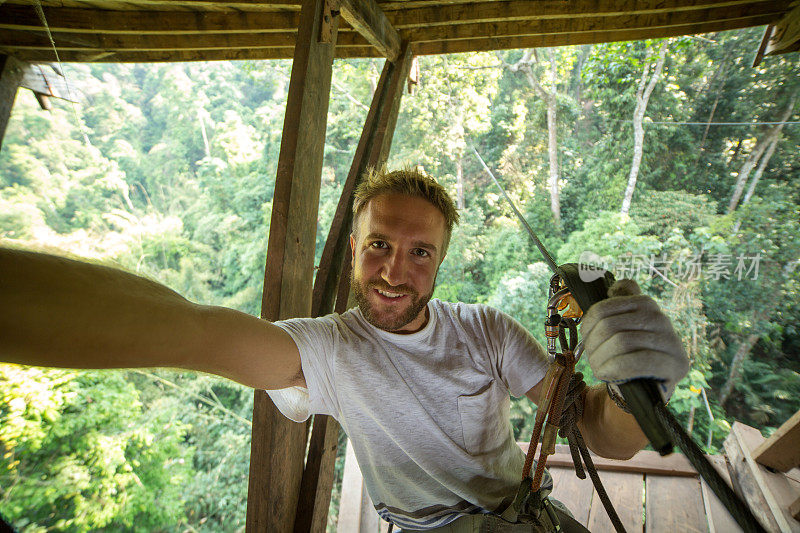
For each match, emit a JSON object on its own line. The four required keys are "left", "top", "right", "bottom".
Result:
{"left": 581, "top": 279, "right": 689, "bottom": 403}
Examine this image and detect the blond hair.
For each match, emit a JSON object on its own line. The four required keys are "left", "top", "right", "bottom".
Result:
{"left": 352, "top": 167, "right": 460, "bottom": 254}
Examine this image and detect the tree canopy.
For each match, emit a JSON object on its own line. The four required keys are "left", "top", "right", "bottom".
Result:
{"left": 1, "top": 27, "right": 798, "bottom": 531}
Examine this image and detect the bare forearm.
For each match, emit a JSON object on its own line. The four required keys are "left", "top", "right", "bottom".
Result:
{"left": 0, "top": 248, "right": 207, "bottom": 371}
{"left": 577, "top": 385, "right": 648, "bottom": 460}
{"left": 1, "top": 248, "right": 303, "bottom": 390}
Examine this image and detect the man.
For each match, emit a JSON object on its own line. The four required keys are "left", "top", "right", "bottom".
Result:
{"left": 0, "top": 168, "right": 688, "bottom": 532}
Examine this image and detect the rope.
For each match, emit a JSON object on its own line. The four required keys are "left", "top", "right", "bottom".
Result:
{"left": 32, "top": 0, "right": 92, "bottom": 146}
{"left": 523, "top": 315, "right": 628, "bottom": 533}
{"left": 558, "top": 374, "right": 627, "bottom": 533}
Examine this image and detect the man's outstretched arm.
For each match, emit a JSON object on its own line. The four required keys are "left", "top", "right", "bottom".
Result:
{"left": 0, "top": 247, "right": 305, "bottom": 390}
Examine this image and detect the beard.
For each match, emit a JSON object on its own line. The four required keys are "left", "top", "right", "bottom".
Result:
{"left": 351, "top": 271, "right": 434, "bottom": 332}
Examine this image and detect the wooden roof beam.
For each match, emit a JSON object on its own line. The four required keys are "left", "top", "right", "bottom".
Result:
{"left": 0, "top": 28, "right": 373, "bottom": 51}
{"left": 337, "top": 0, "right": 401, "bottom": 60}
{"left": 764, "top": 4, "right": 800, "bottom": 56}
{"left": 0, "top": 5, "right": 300, "bottom": 34}
{"left": 386, "top": 0, "right": 780, "bottom": 28}
{"left": 1, "top": 46, "right": 378, "bottom": 63}
{"left": 403, "top": 4, "right": 787, "bottom": 44}
{"left": 411, "top": 15, "right": 781, "bottom": 55}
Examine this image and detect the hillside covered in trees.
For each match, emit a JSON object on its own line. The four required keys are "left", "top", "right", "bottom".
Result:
{"left": 1, "top": 28, "right": 799, "bottom": 531}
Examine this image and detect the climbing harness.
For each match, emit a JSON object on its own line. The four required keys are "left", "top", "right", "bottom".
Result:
{"left": 473, "top": 148, "right": 768, "bottom": 533}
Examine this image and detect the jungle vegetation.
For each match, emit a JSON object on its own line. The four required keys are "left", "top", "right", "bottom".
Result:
{"left": 1, "top": 27, "right": 798, "bottom": 532}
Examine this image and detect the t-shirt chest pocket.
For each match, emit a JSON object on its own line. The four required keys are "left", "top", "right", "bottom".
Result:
{"left": 457, "top": 380, "right": 511, "bottom": 456}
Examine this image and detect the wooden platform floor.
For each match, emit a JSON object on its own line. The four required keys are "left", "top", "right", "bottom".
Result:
{"left": 338, "top": 442, "right": 744, "bottom": 532}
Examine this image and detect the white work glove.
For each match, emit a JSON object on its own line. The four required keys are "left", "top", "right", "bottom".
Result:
{"left": 580, "top": 279, "right": 689, "bottom": 402}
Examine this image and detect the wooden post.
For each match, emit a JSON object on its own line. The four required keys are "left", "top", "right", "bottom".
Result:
{"left": 0, "top": 55, "right": 25, "bottom": 152}
{"left": 245, "top": 0, "right": 339, "bottom": 530}
{"left": 294, "top": 43, "right": 413, "bottom": 533}
{"left": 754, "top": 409, "right": 800, "bottom": 473}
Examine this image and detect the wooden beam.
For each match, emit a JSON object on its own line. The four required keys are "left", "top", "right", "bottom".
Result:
{"left": 791, "top": 496, "right": 800, "bottom": 522}
{"left": 0, "top": 28, "right": 373, "bottom": 51}
{"left": 723, "top": 422, "right": 800, "bottom": 533}
{"left": 293, "top": 415, "right": 341, "bottom": 533}
{"left": 385, "top": 0, "right": 780, "bottom": 28}
{"left": 2, "top": 46, "right": 378, "bottom": 63}
{"left": 20, "top": 63, "right": 73, "bottom": 102}
{"left": 754, "top": 409, "right": 800, "bottom": 473}
{"left": 112, "top": 0, "right": 301, "bottom": 8}
{"left": 0, "top": 29, "right": 300, "bottom": 50}
{"left": 402, "top": 3, "right": 787, "bottom": 44}
{"left": 519, "top": 442, "right": 710, "bottom": 477}
{"left": 765, "top": 4, "right": 800, "bottom": 56}
{"left": 411, "top": 15, "right": 779, "bottom": 56}
{"left": 339, "top": 0, "right": 401, "bottom": 60}
{"left": 0, "top": 55, "right": 25, "bottom": 153}
{"left": 246, "top": 0, "right": 338, "bottom": 530}
{"left": 0, "top": 5, "right": 300, "bottom": 34}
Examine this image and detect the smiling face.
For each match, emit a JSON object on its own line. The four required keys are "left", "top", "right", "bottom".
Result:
{"left": 350, "top": 193, "right": 448, "bottom": 333}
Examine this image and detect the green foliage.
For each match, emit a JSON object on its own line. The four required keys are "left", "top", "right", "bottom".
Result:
{"left": 1, "top": 26, "right": 799, "bottom": 530}
{"left": 0, "top": 367, "right": 191, "bottom": 531}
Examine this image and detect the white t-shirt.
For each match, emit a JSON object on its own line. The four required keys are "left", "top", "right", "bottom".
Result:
{"left": 271, "top": 299, "right": 549, "bottom": 530}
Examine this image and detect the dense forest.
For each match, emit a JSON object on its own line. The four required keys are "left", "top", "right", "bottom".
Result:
{"left": 1, "top": 27, "right": 798, "bottom": 532}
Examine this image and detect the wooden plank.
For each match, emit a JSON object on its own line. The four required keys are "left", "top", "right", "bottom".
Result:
{"left": 411, "top": 15, "right": 779, "bottom": 56}
{"left": 0, "top": 5, "right": 301, "bottom": 33}
{"left": 245, "top": 0, "right": 338, "bottom": 531}
{"left": 385, "top": 0, "right": 779, "bottom": 28}
{"left": 0, "top": 29, "right": 302, "bottom": 50}
{"left": 548, "top": 466, "right": 594, "bottom": 525}
{"left": 519, "top": 443, "right": 701, "bottom": 477}
{"left": 294, "top": 415, "right": 341, "bottom": 533}
{"left": 369, "top": 46, "right": 410, "bottom": 165}
{"left": 587, "top": 470, "right": 644, "bottom": 533}
{"left": 339, "top": 0, "right": 401, "bottom": 60}
{"left": 338, "top": 440, "right": 379, "bottom": 533}
{"left": 644, "top": 475, "right": 706, "bottom": 533}
{"left": 21, "top": 0, "right": 302, "bottom": 10}
{"left": 0, "top": 28, "right": 376, "bottom": 51}
{"left": 0, "top": 55, "right": 25, "bottom": 153}
{"left": 754, "top": 409, "right": 800, "bottom": 472}
{"left": 700, "top": 455, "right": 743, "bottom": 533}
{"left": 402, "top": 2, "right": 787, "bottom": 44}
{"left": 1, "top": 45, "right": 378, "bottom": 63}
{"left": 20, "top": 63, "right": 73, "bottom": 102}
{"left": 723, "top": 421, "right": 800, "bottom": 532}
{"left": 791, "top": 495, "right": 800, "bottom": 521}
{"left": 765, "top": 4, "right": 800, "bottom": 56}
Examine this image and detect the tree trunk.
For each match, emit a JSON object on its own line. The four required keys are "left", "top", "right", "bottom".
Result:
{"left": 455, "top": 157, "right": 464, "bottom": 209}
{"left": 198, "top": 108, "right": 211, "bottom": 158}
{"left": 728, "top": 90, "right": 797, "bottom": 213}
{"left": 620, "top": 42, "right": 668, "bottom": 216}
{"left": 719, "top": 333, "right": 761, "bottom": 406}
{"left": 545, "top": 50, "right": 560, "bottom": 229}
{"left": 511, "top": 49, "right": 561, "bottom": 229}
{"left": 742, "top": 135, "right": 778, "bottom": 205}
{"left": 698, "top": 61, "right": 730, "bottom": 150}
